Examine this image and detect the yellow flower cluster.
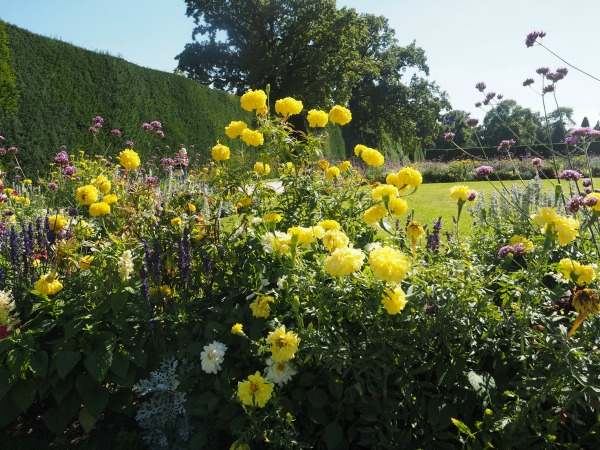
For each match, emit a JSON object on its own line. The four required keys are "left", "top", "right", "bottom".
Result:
{"left": 103, "top": 194, "right": 118, "bottom": 204}
{"left": 89, "top": 202, "right": 110, "bottom": 217}
{"left": 449, "top": 185, "right": 477, "bottom": 203}
{"left": 34, "top": 272, "right": 63, "bottom": 295}
{"left": 77, "top": 185, "right": 99, "bottom": 205}
{"left": 382, "top": 286, "right": 407, "bottom": 315}
{"left": 329, "top": 105, "right": 352, "bottom": 125}
{"left": 364, "top": 204, "right": 388, "bottom": 225}
{"left": 354, "top": 144, "right": 384, "bottom": 167}
{"left": 171, "top": 217, "right": 182, "bottom": 227}
{"left": 324, "top": 247, "right": 365, "bottom": 276}
{"left": 91, "top": 175, "right": 111, "bottom": 193}
{"left": 307, "top": 109, "right": 329, "bottom": 127}
{"left": 372, "top": 184, "right": 399, "bottom": 201}
{"left": 240, "top": 89, "right": 267, "bottom": 113}
{"left": 369, "top": 246, "right": 410, "bottom": 283}
{"left": 231, "top": 323, "right": 244, "bottom": 335}
{"left": 318, "top": 220, "right": 341, "bottom": 231}
{"left": 266, "top": 325, "right": 300, "bottom": 362}
{"left": 387, "top": 167, "right": 423, "bottom": 190}
{"left": 119, "top": 149, "right": 141, "bottom": 170}
{"left": 322, "top": 230, "right": 349, "bottom": 253}
{"left": 317, "top": 159, "right": 330, "bottom": 171}
{"left": 225, "top": 120, "right": 248, "bottom": 139}
{"left": 212, "top": 143, "right": 231, "bottom": 161}
{"left": 48, "top": 214, "right": 68, "bottom": 232}
{"left": 263, "top": 213, "right": 282, "bottom": 223}
{"left": 325, "top": 167, "right": 340, "bottom": 180}
{"left": 389, "top": 197, "right": 408, "bottom": 216}
{"left": 241, "top": 128, "right": 264, "bottom": 146}
{"left": 238, "top": 372, "right": 274, "bottom": 408}
{"left": 557, "top": 258, "right": 596, "bottom": 284}
{"left": 531, "top": 207, "right": 580, "bottom": 246}
{"left": 406, "top": 221, "right": 425, "bottom": 240}
{"left": 288, "top": 226, "right": 324, "bottom": 247}
{"left": 275, "top": 97, "right": 303, "bottom": 117}
{"left": 254, "top": 162, "right": 271, "bottom": 176}
{"left": 250, "top": 295, "right": 275, "bottom": 318}
{"left": 339, "top": 161, "right": 352, "bottom": 172}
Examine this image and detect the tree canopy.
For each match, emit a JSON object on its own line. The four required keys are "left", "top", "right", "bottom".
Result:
{"left": 176, "top": 0, "right": 448, "bottom": 158}
{"left": 480, "top": 100, "right": 540, "bottom": 147}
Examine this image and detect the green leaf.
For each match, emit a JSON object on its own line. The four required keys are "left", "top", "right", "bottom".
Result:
{"left": 323, "top": 421, "right": 343, "bottom": 450}
{"left": 230, "top": 414, "right": 246, "bottom": 434}
{"left": 467, "top": 370, "right": 496, "bottom": 406}
{"left": 189, "top": 431, "right": 207, "bottom": 450}
{"left": 84, "top": 348, "right": 113, "bottom": 382}
{"left": 110, "top": 348, "right": 130, "bottom": 380}
{"left": 7, "top": 348, "right": 30, "bottom": 376}
{"left": 451, "top": 418, "right": 473, "bottom": 437}
{"left": 0, "top": 395, "right": 21, "bottom": 427}
{"left": 10, "top": 378, "right": 36, "bottom": 412}
{"left": 110, "top": 291, "right": 129, "bottom": 315}
{"left": 55, "top": 350, "right": 81, "bottom": 379}
{"left": 76, "top": 373, "right": 109, "bottom": 418}
{"left": 306, "top": 388, "right": 329, "bottom": 408}
{"left": 43, "top": 407, "right": 71, "bottom": 434}
{"left": 29, "top": 350, "right": 49, "bottom": 378}
{"left": 0, "top": 367, "right": 17, "bottom": 399}
{"left": 78, "top": 407, "right": 97, "bottom": 433}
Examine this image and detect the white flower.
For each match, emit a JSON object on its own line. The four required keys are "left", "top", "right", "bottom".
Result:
{"left": 200, "top": 341, "right": 227, "bottom": 374}
{"left": 118, "top": 249, "right": 135, "bottom": 281}
{"left": 261, "top": 231, "right": 292, "bottom": 256}
{"left": 251, "top": 217, "right": 263, "bottom": 224}
{"left": 0, "top": 289, "right": 16, "bottom": 327}
{"left": 277, "top": 275, "right": 288, "bottom": 289}
{"left": 265, "top": 358, "right": 297, "bottom": 385}
{"left": 364, "top": 242, "right": 382, "bottom": 253}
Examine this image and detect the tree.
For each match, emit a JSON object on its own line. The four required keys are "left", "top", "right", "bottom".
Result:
{"left": 481, "top": 99, "right": 540, "bottom": 147}
{"left": 537, "top": 107, "right": 574, "bottom": 143}
{"left": 176, "top": 1, "right": 449, "bottom": 158}
{"left": 581, "top": 116, "right": 590, "bottom": 128}
{"left": 434, "top": 110, "right": 475, "bottom": 149}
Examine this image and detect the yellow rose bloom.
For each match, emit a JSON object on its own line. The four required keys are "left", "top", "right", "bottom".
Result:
{"left": 372, "top": 184, "right": 399, "bottom": 201}
{"left": 119, "top": 149, "right": 141, "bottom": 170}
{"left": 89, "top": 202, "right": 110, "bottom": 217}
{"left": 317, "top": 159, "right": 330, "bottom": 171}
{"left": 212, "top": 143, "right": 231, "bottom": 161}
{"left": 171, "top": 217, "right": 182, "bottom": 227}
{"left": 275, "top": 97, "right": 303, "bottom": 117}
{"left": 79, "top": 255, "right": 94, "bottom": 270}
{"left": 389, "top": 197, "right": 408, "bottom": 216}
{"left": 241, "top": 129, "right": 264, "bottom": 147}
{"left": 237, "top": 371, "right": 274, "bottom": 408}
{"left": 382, "top": 286, "right": 407, "bottom": 315}
{"left": 361, "top": 148, "right": 385, "bottom": 167}
{"left": 34, "top": 272, "right": 63, "bottom": 295}
{"left": 449, "top": 185, "right": 476, "bottom": 202}
{"left": 307, "top": 109, "right": 329, "bottom": 127}
{"left": 102, "top": 194, "right": 118, "bottom": 204}
{"left": 369, "top": 246, "right": 411, "bottom": 283}
{"left": 76, "top": 185, "right": 99, "bottom": 205}
{"left": 266, "top": 325, "right": 301, "bottom": 362}
{"left": 322, "top": 230, "right": 349, "bottom": 253}
{"left": 225, "top": 120, "right": 248, "bottom": 139}
{"left": 396, "top": 167, "right": 423, "bottom": 188}
{"left": 240, "top": 89, "right": 267, "bottom": 112}
{"left": 254, "top": 162, "right": 271, "bottom": 175}
{"left": 231, "top": 323, "right": 244, "bottom": 335}
{"left": 263, "top": 213, "right": 282, "bottom": 223}
{"left": 329, "top": 105, "right": 352, "bottom": 125}
{"left": 325, "top": 167, "right": 340, "bottom": 180}
{"left": 324, "top": 247, "right": 365, "bottom": 277}
{"left": 317, "top": 220, "right": 341, "bottom": 231}
{"left": 250, "top": 295, "right": 275, "bottom": 318}
{"left": 364, "top": 204, "right": 388, "bottom": 225}
{"left": 48, "top": 214, "right": 68, "bottom": 232}
{"left": 339, "top": 161, "right": 352, "bottom": 172}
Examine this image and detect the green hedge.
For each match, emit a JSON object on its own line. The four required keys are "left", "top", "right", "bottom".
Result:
{"left": 0, "top": 22, "right": 346, "bottom": 175}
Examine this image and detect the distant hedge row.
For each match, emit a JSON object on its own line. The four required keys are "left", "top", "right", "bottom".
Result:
{"left": 0, "top": 22, "right": 346, "bottom": 176}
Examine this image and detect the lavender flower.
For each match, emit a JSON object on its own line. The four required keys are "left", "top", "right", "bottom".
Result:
{"left": 475, "top": 165, "right": 494, "bottom": 178}
{"left": 559, "top": 169, "right": 583, "bottom": 181}
{"left": 542, "top": 85, "right": 555, "bottom": 94}
{"left": 564, "top": 136, "right": 580, "bottom": 146}
{"left": 536, "top": 67, "right": 550, "bottom": 75}
{"left": 497, "top": 245, "right": 514, "bottom": 259}
{"left": 426, "top": 217, "right": 442, "bottom": 253}
{"left": 566, "top": 196, "right": 584, "bottom": 214}
{"left": 47, "top": 182, "right": 58, "bottom": 190}
{"left": 582, "top": 179, "right": 592, "bottom": 188}
{"left": 178, "top": 229, "right": 191, "bottom": 289}
{"left": 475, "top": 81, "right": 486, "bottom": 92}
{"left": 523, "top": 78, "right": 535, "bottom": 87}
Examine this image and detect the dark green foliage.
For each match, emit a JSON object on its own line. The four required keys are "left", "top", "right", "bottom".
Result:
{"left": 0, "top": 22, "right": 345, "bottom": 175}
{"left": 0, "top": 22, "right": 19, "bottom": 113}
{"left": 581, "top": 116, "right": 590, "bottom": 128}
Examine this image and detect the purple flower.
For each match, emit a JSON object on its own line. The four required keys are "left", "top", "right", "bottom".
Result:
{"left": 546, "top": 71, "right": 565, "bottom": 83}
{"left": 566, "top": 196, "right": 584, "bottom": 214}
{"left": 145, "top": 176, "right": 160, "bottom": 188}
{"left": 54, "top": 151, "right": 69, "bottom": 167}
{"left": 569, "top": 127, "right": 600, "bottom": 137}
{"left": 523, "top": 78, "right": 535, "bottom": 87}
{"left": 525, "top": 30, "right": 546, "bottom": 47}
{"left": 111, "top": 129, "right": 122, "bottom": 137}
{"left": 564, "top": 136, "right": 580, "bottom": 146}
{"left": 467, "top": 192, "right": 477, "bottom": 201}
{"left": 497, "top": 139, "right": 516, "bottom": 151}
{"left": 0, "top": 148, "right": 6, "bottom": 156}
{"left": 512, "top": 243, "right": 526, "bottom": 255}
{"left": 496, "top": 94, "right": 503, "bottom": 100}
{"left": 443, "top": 132, "right": 455, "bottom": 141}
{"left": 92, "top": 116, "right": 104, "bottom": 124}
{"left": 62, "top": 165, "right": 77, "bottom": 176}
{"left": 475, "top": 102, "right": 482, "bottom": 108}
{"left": 475, "top": 82, "right": 486, "bottom": 92}
{"left": 7, "top": 146, "right": 18, "bottom": 154}
{"left": 466, "top": 117, "right": 479, "bottom": 127}
{"left": 536, "top": 67, "right": 550, "bottom": 75}
{"left": 585, "top": 187, "right": 593, "bottom": 194}
{"left": 0, "top": 136, "right": 4, "bottom": 142}
{"left": 582, "top": 179, "right": 592, "bottom": 188}
{"left": 485, "top": 91, "right": 496, "bottom": 100}
{"left": 543, "top": 85, "right": 555, "bottom": 94}
{"left": 126, "top": 140, "right": 134, "bottom": 148}
{"left": 88, "top": 126, "right": 99, "bottom": 134}
{"left": 142, "top": 123, "right": 153, "bottom": 131}
{"left": 584, "top": 196, "right": 598, "bottom": 207}
{"left": 93, "top": 122, "right": 103, "bottom": 129}
{"left": 165, "top": 145, "right": 170, "bottom": 150}
{"left": 475, "top": 165, "right": 494, "bottom": 178}
{"left": 497, "top": 245, "right": 514, "bottom": 259}
{"left": 150, "top": 120, "right": 162, "bottom": 129}
{"left": 556, "top": 67, "right": 568, "bottom": 76}
{"left": 156, "top": 130, "right": 165, "bottom": 138}
{"left": 60, "top": 144, "right": 67, "bottom": 150}
{"left": 559, "top": 170, "right": 582, "bottom": 181}
{"left": 47, "top": 182, "right": 58, "bottom": 190}
{"left": 532, "top": 157, "right": 542, "bottom": 167}
{"left": 190, "top": 145, "right": 195, "bottom": 149}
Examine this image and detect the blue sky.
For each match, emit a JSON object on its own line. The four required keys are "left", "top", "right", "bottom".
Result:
{"left": 2, "top": 0, "right": 600, "bottom": 126}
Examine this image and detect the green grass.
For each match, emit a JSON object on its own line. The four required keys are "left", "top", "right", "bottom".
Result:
{"left": 406, "top": 178, "right": 580, "bottom": 236}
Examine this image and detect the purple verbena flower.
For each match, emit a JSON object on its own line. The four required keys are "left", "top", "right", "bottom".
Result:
{"left": 525, "top": 30, "right": 546, "bottom": 47}
{"left": 532, "top": 157, "right": 542, "bottom": 166}
{"left": 88, "top": 126, "right": 99, "bottom": 134}
{"left": 497, "top": 139, "right": 516, "bottom": 151}
{"left": 523, "top": 78, "right": 535, "bottom": 87}
{"left": 542, "top": 85, "right": 555, "bottom": 94}
{"left": 566, "top": 196, "right": 584, "bottom": 214}
{"left": 62, "top": 165, "right": 77, "bottom": 176}
{"left": 475, "top": 165, "right": 494, "bottom": 178}
{"left": 142, "top": 123, "right": 153, "bottom": 131}
{"left": 150, "top": 120, "right": 162, "bottom": 129}
{"left": 497, "top": 94, "right": 503, "bottom": 100}
{"left": 92, "top": 116, "right": 104, "bottom": 124}
{"left": 556, "top": 67, "right": 568, "bottom": 76}
{"left": 564, "top": 136, "right": 580, "bottom": 146}
{"left": 569, "top": 127, "right": 600, "bottom": 137}
{"left": 0, "top": 148, "right": 6, "bottom": 156}
{"left": 467, "top": 192, "right": 477, "bottom": 201}
{"left": 47, "top": 182, "right": 58, "bottom": 190}
{"left": 475, "top": 102, "right": 482, "bottom": 108}
{"left": 475, "top": 82, "right": 486, "bottom": 92}
{"left": 559, "top": 169, "right": 582, "bottom": 181}
{"left": 536, "top": 67, "right": 550, "bottom": 75}
{"left": 443, "top": 132, "right": 455, "bottom": 141}
{"left": 466, "top": 117, "right": 479, "bottom": 127}
{"left": 485, "top": 91, "right": 496, "bottom": 100}
{"left": 126, "top": 140, "right": 134, "bottom": 148}
{"left": 497, "top": 245, "right": 514, "bottom": 259}
{"left": 156, "top": 130, "right": 165, "bottom": 138}
{"left": 582, "top": 179, "right": 592, "bottom": 188}
{"left": 54, "top": 151, "right": 69, "bottom": 167}
{"left": 7, "top": 147, "right": 18, "bottom": 154}
{"left": 584, "top": 196, "right": 598, "bottom": 207}
{"left": 111, "top": 129, "right": 122, "bottom": 137}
